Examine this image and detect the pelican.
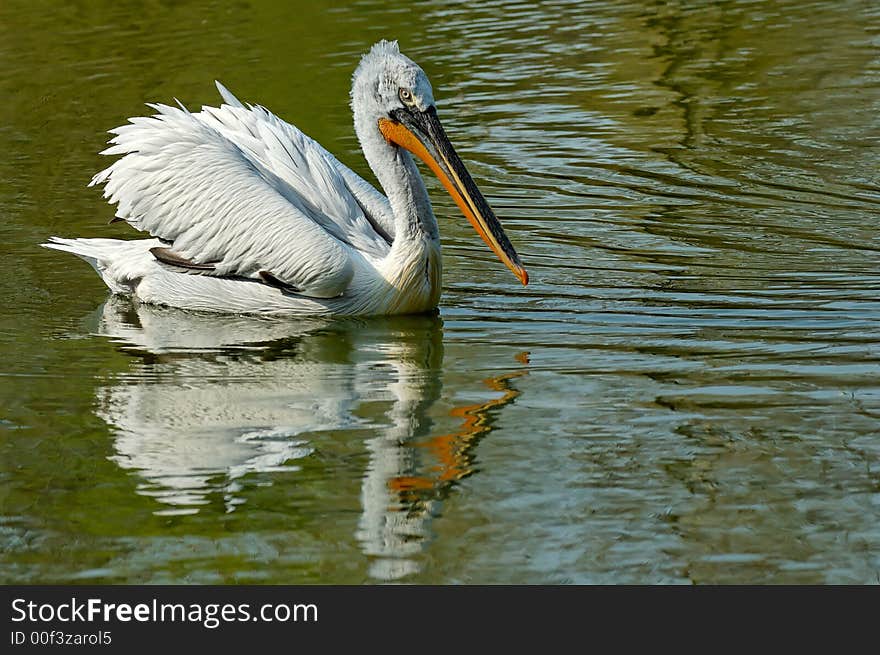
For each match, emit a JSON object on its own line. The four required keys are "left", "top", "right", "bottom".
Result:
{"left": 43, "top": 41, "right": 527, "bottom": 315}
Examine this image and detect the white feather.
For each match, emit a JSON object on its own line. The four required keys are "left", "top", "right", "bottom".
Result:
{"left": 92, "top": 102, "right": 357, "bottom": 298}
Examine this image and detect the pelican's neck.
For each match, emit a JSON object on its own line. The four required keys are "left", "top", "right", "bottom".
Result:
{"left": 354, "top": 114, "right": 439, "bottom": 244}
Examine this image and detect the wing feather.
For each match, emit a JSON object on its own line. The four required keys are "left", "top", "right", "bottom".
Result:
{"left": 200, "top": 83, "right": 396, "bottom": 248}
{"left": 92, "top": 103, "right": 356, "bottom": 298}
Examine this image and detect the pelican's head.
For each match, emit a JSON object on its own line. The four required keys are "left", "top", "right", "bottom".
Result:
{"left": 352, "top": 40, "right": 528, "bottom": 286}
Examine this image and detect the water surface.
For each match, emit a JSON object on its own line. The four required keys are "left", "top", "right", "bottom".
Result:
{"left": 1, "top": 0, "right": 879, "bottom": 583}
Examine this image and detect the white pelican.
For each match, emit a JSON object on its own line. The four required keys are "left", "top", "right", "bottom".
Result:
{"left": 43, "top": 41, "right": 527, "bottom": 315}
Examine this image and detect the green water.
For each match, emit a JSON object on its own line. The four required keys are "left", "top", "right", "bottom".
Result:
{"left": 1, "top": 0, "right": 879, "bottom": 583}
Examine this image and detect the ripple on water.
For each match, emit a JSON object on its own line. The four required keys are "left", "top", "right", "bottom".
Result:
{"left": 0, "top": 0, "right": 878, "bottom": 583}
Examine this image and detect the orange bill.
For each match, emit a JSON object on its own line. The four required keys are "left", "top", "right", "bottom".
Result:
{"left": 379, "top": 108, "right": 528, "bottom": 286}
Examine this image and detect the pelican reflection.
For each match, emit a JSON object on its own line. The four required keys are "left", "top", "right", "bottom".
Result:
{"left": 91, "top": 297, "right": 527, "bottom": 579}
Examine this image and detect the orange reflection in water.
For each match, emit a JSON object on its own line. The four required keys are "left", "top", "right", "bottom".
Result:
{"left": 389, "top": 352, "right": 530, "bottom": 499}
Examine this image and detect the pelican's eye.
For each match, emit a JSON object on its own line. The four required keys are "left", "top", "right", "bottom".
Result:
{"left": 398, "top": 88, "right": 414, "bottom": 105}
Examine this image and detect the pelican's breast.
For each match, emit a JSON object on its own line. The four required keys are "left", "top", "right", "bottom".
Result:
{"left": 378, "top": 237, "right": 442, "bottom": 315}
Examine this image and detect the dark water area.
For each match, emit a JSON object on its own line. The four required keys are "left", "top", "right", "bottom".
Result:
{"left": 1, "top": 0, "right": 878, "bottom": 583}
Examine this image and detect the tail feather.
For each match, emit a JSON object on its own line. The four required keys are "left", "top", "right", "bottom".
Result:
{"left": 41, "top": 236, "right": 156, "bottom": 294}
{"left": 42, "top": 236, "right": 107, "bottom": 267}
{"left": 41, "top": 236, "right": 136, "bottom": 266}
